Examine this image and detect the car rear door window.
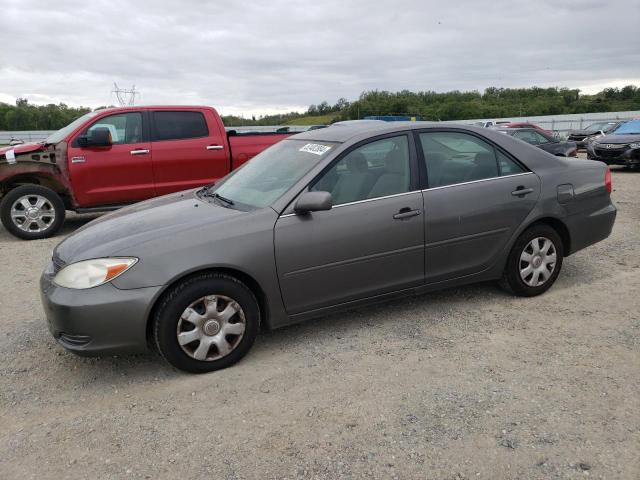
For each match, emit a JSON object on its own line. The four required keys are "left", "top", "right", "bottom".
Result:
{"left": 153, "top": 111, "right": 209, "bottom": 141}
{"left": 311, "top": 136, "right": 411, "bottom": 205}
{"left": 419, "top": 132, "right": 501, "bottom": 188}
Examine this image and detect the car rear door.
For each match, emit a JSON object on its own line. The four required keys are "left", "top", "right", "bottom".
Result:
{"left": 274, "top": 134, "right": 424, "bottom": 315}
{"left": 150, "top": 109, "right": 229, "bottom": 195}
{"left": 67, "top": 111, "right": 155, "bottom": 207}
{"left": 416, "top": 130, "right": 540, "bottom": 284}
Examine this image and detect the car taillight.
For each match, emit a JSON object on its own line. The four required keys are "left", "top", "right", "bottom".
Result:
{"left": 605, "top": 168, "right": 612, "bottom": 194}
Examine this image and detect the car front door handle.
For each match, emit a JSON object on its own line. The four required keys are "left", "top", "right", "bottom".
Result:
{"left": 207, "top": 145, "right": 224, "bottom": 150}
{"left": 511, "top": 187, "right": 534, "bottom": 197}
{"left": 393, "top": 208, "right": 422, "bottom": 220}
{"left": 130, "top": 149, "right": 150, "bottom": 155}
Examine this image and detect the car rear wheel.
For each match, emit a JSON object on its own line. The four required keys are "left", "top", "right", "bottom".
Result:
{"left": 153, "top": 273, "right": 260, "bottom": 373}
{"left": 500, "top": 224, "right": 564, "bottom": 297}
{"left": 0, "top": 185, "right": 66, "bottom": 240}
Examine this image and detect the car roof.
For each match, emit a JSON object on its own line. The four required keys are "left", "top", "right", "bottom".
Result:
{"left": 290, "top": 120, "right": 479, "bottom": 143}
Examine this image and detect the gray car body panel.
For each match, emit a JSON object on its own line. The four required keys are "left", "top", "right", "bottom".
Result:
{"left": 44, "top": 122, "right": 616, "bottom": 354}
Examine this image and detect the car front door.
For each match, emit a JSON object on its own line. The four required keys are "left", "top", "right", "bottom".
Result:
{"left": 150, "top": 109, "right": 229, "bottom": 195}
{"left": 274, "top": 134, "right": 425, "bottom": 315}
{"left": 417, "top": 130, "right": 541, "bottom": 284}
{"left": 67, "top": 111, "right": 155, "bottom": 207}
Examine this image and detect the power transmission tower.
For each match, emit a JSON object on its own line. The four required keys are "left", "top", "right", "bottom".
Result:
{"left": 112, "top": 83, "right": 139, "bottom": 106}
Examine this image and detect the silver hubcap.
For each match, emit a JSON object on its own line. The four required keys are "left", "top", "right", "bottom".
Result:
{"left": 519, "top": 237, "right": 557, "bottom": 287}
{"left": 176, "top": 295, "right": 246, "bottom": 361}
{"left": 10, "top": 194, "right": 56, "bottom": 232}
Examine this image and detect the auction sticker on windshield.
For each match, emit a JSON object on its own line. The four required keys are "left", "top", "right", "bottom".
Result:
{"left": 299, "top": 143, "right": 331, "bottom": 155}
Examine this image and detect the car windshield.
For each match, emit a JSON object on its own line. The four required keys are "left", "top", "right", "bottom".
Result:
{"left": 612, "top": 120, "right": 640, "bottom": 135}
{"left": 45, "top": 111, "right": 100, "bottom": 144}
{"left": 585, "top": 122, "right": 612, "bottom": 132}
{"left": 209, "top": 139, "right": 337, "bottom": 210}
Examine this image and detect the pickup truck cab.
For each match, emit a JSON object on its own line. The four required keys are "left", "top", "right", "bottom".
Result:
{"left": 0, "top": 106, "right": 289, "bottom": 239}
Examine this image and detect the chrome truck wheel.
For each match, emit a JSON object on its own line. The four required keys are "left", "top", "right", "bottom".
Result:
{"left": 0, "top": 185, "right": 65, "bottom": 240}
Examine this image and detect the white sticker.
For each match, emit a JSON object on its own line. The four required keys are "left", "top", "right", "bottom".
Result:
{"left": 299, "top": 143, "right": 331, "bottom": 155}
{"left": 5, "top": 149, "right": 16, "bottom": 164}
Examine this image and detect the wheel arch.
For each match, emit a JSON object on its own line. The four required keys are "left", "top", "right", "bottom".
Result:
{"left": 1, "top": 173, "right": 71, "bottom": 206}
{"left": 525, "top": 216, "right": 571, "bottom": 256}
{"left": 145, "top": 266, "right": 271, "bottom": 346}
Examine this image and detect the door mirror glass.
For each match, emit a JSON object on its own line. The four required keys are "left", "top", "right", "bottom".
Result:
{"left": 79, "top": 127, "right": 112, "bottom": 147}
{"left": 294, "top": 191, "right": 333, "bottom": 214}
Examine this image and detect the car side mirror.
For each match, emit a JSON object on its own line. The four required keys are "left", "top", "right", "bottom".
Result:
{"left": 78, "top": 127, "right": 112, "bottom": 148}
{"left": 294, "top": 191, "right": 332, "bottom": 214}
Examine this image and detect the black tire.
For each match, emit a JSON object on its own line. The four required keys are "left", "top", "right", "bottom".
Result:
{"left": 153, "top": 273, "right": 260, "bottom": 373}
{"left": 500, "top": 224, "right": 564, "bottom": 297}
{"left": 0, "top": 185, "right": 66, "bottom": 240}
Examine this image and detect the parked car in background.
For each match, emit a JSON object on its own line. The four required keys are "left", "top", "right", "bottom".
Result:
{"left": 473, "top": 120, "right": 510, "bottom": 128}
{"left": 497, "top": 128, "right": 577, "bottom": 157}
{"left": 586, "top": 119, "right": 640, "bottom": 168}
{"left": 568, "top": 121, "right": 623, "bottom": 149}
{"left": 41, "top": 121, "right": 616, "bottom": 373}
{"left": 501, "top": 122, "right": 553, "bottom": 136}
{"left": 0, "top": 106, "right": 290, "bottom": 239}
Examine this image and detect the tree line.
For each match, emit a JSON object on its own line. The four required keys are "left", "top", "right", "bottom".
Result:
{"left": 1, "top": 85, "right": 639, "bottom": 130}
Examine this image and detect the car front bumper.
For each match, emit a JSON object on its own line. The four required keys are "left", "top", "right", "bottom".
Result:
{"left": 40, "top": 262, "right": 162, "bottom": 356}
{"left": 587, "top": 147, "right": 640, "bottom": 166}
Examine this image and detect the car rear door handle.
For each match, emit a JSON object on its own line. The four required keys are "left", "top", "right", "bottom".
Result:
{"left": 511, "top": 187, "right": 534, "bottom": 197}
{"left": 130, "top": 149, "right": 150, "bottom": 155}
{"left": 393, "top": 208, "right": 422, "bottom": 220}
{"left": 207, "top": 145, "right": 224, "bottom": 150}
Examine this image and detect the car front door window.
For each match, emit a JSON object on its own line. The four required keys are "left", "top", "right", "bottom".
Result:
{"left": 85, "top": 113, "right": 143, "bottom": 145}
{"left": 311, "top": 136, "right": 411, "bottom": 204}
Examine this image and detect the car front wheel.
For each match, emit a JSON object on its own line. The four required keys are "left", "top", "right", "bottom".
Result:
{"left": 500, "top": 224, "right": 564, "bottom": 297}
{"left": 153, "top": 273, "right": 260, "bottom": 373}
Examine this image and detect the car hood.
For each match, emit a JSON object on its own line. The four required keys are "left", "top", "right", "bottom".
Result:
{"left": 595, "top": 133, "right": 640, "bottom": 145}
{"left": 568, "top": 129, "right": 595, "bottom": 136}
{"left": 55, "top": 189, "right": 245, "bottom": 263}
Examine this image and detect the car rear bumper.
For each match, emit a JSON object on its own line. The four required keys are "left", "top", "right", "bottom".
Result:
{"left": 40, "top": 262, "right": 162, "bottom": 356}
{"left": 565, "top": 203, "right": 617, "bottom": 255}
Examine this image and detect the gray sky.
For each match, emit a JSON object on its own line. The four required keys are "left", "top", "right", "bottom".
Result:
{"left": 1, "top": 0, "right": 639, "bottom": 116}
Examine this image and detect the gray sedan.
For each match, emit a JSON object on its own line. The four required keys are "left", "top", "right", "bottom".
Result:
{"left": 41, "top": 122, "right": 616, "bottom": 373}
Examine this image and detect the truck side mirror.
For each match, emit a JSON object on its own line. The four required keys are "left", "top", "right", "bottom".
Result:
{"left": 294, "top": 191, "right": 332, "bottom": 214}
{"left": 78, "top": 127, "right": 112, "bottom": 148}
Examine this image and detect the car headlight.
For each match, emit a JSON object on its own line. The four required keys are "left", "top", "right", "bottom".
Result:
{"left": 630, "top": 142, "right": 640, "bottom": 149}
{"left": 53, "top": 258, "right": 138, "bottom": 289}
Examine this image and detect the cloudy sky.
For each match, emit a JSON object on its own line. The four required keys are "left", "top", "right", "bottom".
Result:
{"left": 1, "top": 0, "right": 639, "bottom": 116}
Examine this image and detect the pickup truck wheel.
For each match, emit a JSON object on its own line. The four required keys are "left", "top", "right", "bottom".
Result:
{"left": 0, "top": 185, "right": 65, "bottom": 240}
{"left": 499, "top": 224, "right": 564, "bottom": 297}
{"left": 153, "top": 273, "right": 260, "bottom": 373}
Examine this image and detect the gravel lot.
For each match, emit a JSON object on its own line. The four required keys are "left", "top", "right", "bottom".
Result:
{"left": 1, "top": 165, "right": 638, "bottom": 480}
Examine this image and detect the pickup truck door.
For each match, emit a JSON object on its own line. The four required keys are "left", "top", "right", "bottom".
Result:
{"left": 150, "top": 109, "right": 229, "bottom": 195}
{"left": 67, "top": 111, "right": 155, "bottom": 207}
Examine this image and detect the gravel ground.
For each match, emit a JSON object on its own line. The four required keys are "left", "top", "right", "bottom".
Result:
{"left": 0, "top": 166, "right": 638, "bottom": 480}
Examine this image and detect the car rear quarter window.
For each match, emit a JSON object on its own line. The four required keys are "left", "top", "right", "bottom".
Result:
{"left": 153, "top": 111, "right": 209, "bottom": 141}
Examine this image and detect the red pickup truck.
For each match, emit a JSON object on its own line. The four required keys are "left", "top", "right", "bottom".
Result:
{"left": 0, "top": 106, "right": 290, "bottom": 239}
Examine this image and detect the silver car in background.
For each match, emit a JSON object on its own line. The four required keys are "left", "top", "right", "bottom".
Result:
{"left": 41, "top": 122, "right": 616, "bottom": 373}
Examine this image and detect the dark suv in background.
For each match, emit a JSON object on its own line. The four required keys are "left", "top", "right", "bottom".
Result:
{"left": 498, "top": 128, "right": 577, "bottom": 157}
{"left": 586, "top": 120, "right": 640, "bottom": 168}
{"left": 568, "top": 121, "right": 623, "bottom": 149}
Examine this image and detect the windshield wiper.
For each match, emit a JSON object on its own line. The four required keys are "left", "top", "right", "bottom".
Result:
{"left": 208, "top": 191, "right": 235, "bottom": 207}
